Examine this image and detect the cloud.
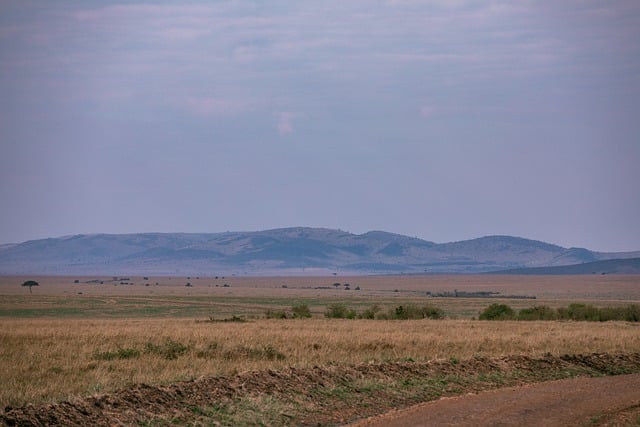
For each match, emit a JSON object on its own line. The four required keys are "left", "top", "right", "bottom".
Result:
{"left": 420, "top": 105, "right": 435, "bottom": 119}
{"left": 276, "top": 112, "right": 302, "bottom": 135}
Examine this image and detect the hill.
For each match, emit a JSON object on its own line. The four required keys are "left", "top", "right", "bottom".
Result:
{"left": 0, "top": 227, "right": 638, "bottom": 275}
{"left": 492, "top": 257, "right": 640, "bottom": 275}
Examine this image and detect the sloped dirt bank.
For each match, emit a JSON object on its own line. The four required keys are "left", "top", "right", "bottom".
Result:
{"left": 3, "top": 353, "right": 640, "bottom": 426}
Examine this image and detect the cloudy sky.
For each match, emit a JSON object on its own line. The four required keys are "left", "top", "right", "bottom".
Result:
{"left": 1, "top": 1, "right": 639, "bottom": 251}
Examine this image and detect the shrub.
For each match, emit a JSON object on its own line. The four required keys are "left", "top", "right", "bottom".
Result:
{"left": 519, "top": 304, "right": 640, "bottom": 322}
{"left": 596, "top": 305, "right": 640, "bottom": 322}
{"left": 421, "top": 305, "right": 445, "bottom": 319}
{"left": 479, "top": 303, "right": 515, "bottom": 320}
{"left": 517, "top": 305, "right": 557, "bottom": 321}
{"left": 623, "top": 304, "right": 640, "bottom": 322}
{"left": 391, "top": 304, "right": 444, "bottom": 320}
{"left": 359, "top": 304, "right": 382, "bottom": 319}
{"left": 558, "top": 303, "right": 601, "bottom": 321}
{"left": 324, "top": 304, "right": 356, "bottom": 319}
{"left": 393, "top": 305, "right": 412, "bottom": 320}
{"left": 291, "top": 304, "right": 312, "bottom": 319}
{"left": 265, "top": 309, "right": 288, "bottom": 319}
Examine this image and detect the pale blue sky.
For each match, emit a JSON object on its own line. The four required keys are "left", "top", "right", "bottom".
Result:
{"left": 1, "top": 0, "right": 639, "bottom": 251}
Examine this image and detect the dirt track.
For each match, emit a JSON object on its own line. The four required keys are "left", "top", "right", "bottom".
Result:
{"left": 350, "top": 373, "right": 640, "bottom": 427}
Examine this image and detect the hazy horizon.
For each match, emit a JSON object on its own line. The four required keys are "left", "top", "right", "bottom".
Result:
{"left": 1, "top": 1, "right": 639, "bottom": 252}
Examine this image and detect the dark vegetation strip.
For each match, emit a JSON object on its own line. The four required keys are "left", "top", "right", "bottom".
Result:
{"left": 3, "top": 295, "right": 639, "bottom": 321}
{"left": 3, "top": 352, "right": 640, "bottom": 427}
{"left": 317, "top": 302, "right": 640, "bottom": 321}
{"left": 478, "top": 303, "right": 640, "bottom": 322}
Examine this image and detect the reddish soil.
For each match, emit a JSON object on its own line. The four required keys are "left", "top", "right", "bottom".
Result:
{"left": 350, "top": 373, "right": 640, "bottom": 427}
{"left": 2, "top": 353, "right": 640, "bottom": 426}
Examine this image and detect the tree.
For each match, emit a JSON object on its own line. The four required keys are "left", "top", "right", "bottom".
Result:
{"left": 22, "top": 280, "right": 39, "bottom": 294}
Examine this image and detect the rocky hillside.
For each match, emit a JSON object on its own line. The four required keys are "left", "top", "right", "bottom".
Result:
{"left": 0, "top": 227, "right": 638, "bottom": 275}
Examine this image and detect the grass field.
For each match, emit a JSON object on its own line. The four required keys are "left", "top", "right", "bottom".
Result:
{"left": 2, "top": 274, "right": 640, "bottom": 318}
{"left": 1, "top": 274, "right": 640, "bottom": 409}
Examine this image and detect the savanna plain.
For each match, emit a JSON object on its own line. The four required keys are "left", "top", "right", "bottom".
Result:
{"left": 1, "top": 274, "right": 640, "bottom": 426}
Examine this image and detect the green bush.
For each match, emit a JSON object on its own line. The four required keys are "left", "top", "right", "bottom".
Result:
{"left": 291, "top": 304, "right": 312, "bottom": 319}
{"left": 393, "top": 305, "right": 413, "bottom": 320}
{"left": 421, "top": 305, "right": 445, "bottom": 319}
{"left": 359, "top": 304, "right": 382, "bottom": 319}
{"left": 597, "top": 307, "right": 620, "bottom": 321}
{"left": 513, "top": 303, "right": 640, "bottom": 322}
{"left": 324, "top": 304, "right": 356, "bottom": 319}
{"left": 517, "top": 305, "right": 557, "bottom": 321}
{"left": 558, "top": 303, "right": 601, "bottom": 321}
{"left": 265, "top": 309, "right": 289, "bottom": 319}
{"left": 479, "top": 303, "right": 515, "bottom": 320}
{"left": 623, "top": 304, "right": 640, "bottom": 322}
{"left": 391, "top": 304, "right": 444, "bottom": 320}
{"left": 596, "top": 305, "right": 640, "bottom": 322}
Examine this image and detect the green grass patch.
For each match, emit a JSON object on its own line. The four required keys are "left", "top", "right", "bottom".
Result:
{"left": 94, "top": 348, "right": 141, "bottom": 361}
{"left": 144, "top": 339, "right": 190, "bottom": 360}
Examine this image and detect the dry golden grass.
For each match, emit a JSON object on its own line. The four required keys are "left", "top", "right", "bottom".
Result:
{"left": 2, "top": 317, "right": 640, "bottom": 408}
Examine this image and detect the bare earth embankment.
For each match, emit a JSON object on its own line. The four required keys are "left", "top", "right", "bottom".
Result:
{"left": 3, "top": 353, "right": 640, "bottom": 426}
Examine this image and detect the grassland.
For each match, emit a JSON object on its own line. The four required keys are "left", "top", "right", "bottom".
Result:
{"left": 1, "top": 274, "right": 640, "bottom": 418}
{"left": 2, "top": 274, "right": 640, "bottom": 318}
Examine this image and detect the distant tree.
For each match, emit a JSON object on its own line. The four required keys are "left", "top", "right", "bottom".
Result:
{"left": 22, "top": 280, "right": 39, "bottom": 294}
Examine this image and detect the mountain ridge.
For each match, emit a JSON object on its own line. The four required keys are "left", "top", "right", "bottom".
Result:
{"left": 492, "top": 257, "right": 640, "bottom": 275}
{"left": 0, "top": 227, "right": 638, "bottom": 276}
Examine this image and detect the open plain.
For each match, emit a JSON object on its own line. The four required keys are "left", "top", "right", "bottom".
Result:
{"left": 1, "top": 274, "right": 640, "bottom": 425}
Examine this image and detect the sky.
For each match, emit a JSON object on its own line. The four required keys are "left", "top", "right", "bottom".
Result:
{"left": 1, "top": 1, "right": 639, "bottom": 252}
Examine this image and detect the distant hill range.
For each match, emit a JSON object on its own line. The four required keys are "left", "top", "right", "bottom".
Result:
{"left": 493, "top": 257, "right": 640, "bottom": 275}
{"left": 0, "top": 227, "right": 638, "bottom": 276}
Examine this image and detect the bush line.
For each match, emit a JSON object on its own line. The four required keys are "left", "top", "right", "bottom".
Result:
{"left": 258, "top": 303, "right": 640, "bottom": 322}
{"left": 480, "top": 303, "right": 640, "bottom": 322}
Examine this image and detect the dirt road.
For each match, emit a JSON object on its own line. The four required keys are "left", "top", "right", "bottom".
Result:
{"left": 350, "top": 373, "right": 640, "bottom": 427}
